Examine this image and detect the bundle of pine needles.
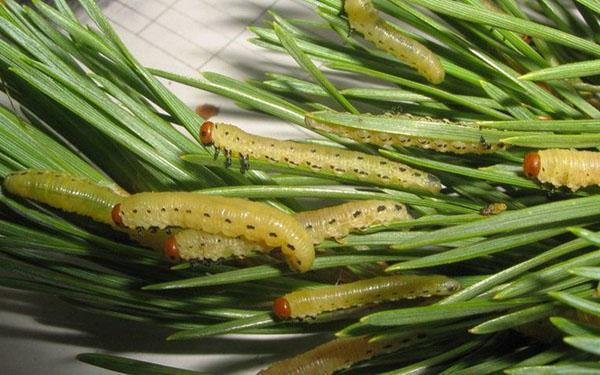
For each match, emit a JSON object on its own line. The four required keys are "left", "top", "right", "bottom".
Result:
{"left": 0, "top": 0, "right": 599, "bottom": 373}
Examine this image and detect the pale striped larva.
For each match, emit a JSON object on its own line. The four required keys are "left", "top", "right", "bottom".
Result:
{"left": 296, "top": 199, "right": 412, "bottom": 243}
{"left": 258, "top": 334, "right": 421, "bottom": 375}
{"left": 524, "top": 149, "right": 600, "bottom": 191}
{"left": 200, "top": 121, "right": 441, "bottom": 194}
{"left": 344, "top": 0, "right": 445, "bottom": 84}
{"left": 2, "top": 169, "right": 124, "bottom": 225}
{"left": 305, "top": 114, "right": 505, "bottom": 155}
{"left": 163, "top": 229, "right": 271, "bottom": 262}
{"left": 272, "top": 274, "right": 460, "bottom": 319}
{"left": 163, "top": 200, "right": 412, "bottom": 262}
{"left": 111, "top": 192, "right": 314, "bottom": 272}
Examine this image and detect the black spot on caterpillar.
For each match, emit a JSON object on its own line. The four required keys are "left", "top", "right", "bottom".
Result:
{"left": 344, "top": 0, "right": 445, "bottom": 84}
{"left": 305, "top": 114, "right": 505, "bottom": 155}
{"left": 273, "top": 274, "right": 460, "bottom": 319}
{"left": 479, "top": 202, "right": 507, "bottom": 216}
{"left": 524, "top": 149, "right": 600, "bottom": 191}
{"left": 2, "top": 169, "right": 125, "bottom": 225}
{"left": 257, "top": 333, "right": 427, "bottom": 375}
{"left": 200, "top": 122, "right": 441, "bottom": 194}
{"left": 163, "top": 200, "right": 413, "bottom": 262}
{"left": 111, "top": 192, "right": 314, "bottom": 272}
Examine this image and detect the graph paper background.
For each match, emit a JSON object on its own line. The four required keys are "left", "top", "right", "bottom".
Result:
{"left": 0, "top": 1, "right": 330, "bottom": 374}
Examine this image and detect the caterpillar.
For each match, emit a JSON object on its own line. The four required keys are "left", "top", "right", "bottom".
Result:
{"left": 2, "top": 169, "right": 124, "bottom": 225}
{"left": 344, "top": 0, "right": 445, "bottom": 84}
{"left": 296, "top": 199, "right": 412, "bottom": 243}
{"left": 258, "top": 334, "right": 422, "bottom": 375}
{"left": 163, "top": 200, "right": 412, "bottom": 262}
{"left": 305, "top": 114, "right": 505, "bottom": 155}
{"left": 272, "top": 274, "right": 460, "bottom": 319}
{"left": 111, "top": 192, "right": 315, "bottom": 272}
{"left": 163, "top": 229, "right": 271, "bottom": 262}
{"left": 524, "top": 149, "right": 600, "bottom": 191}
{"left": 479, "top": 202, "right": 507, "bottom": 216}
{"left": 200, "top": 121, "right": 441, "bottom": 194}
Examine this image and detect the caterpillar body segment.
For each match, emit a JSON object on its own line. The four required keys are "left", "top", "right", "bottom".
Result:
{"left": 200, "top": 121, "right": 442, "bottom": 194}
{"left": 305, "top": 115, "right": 504, "bottom": 155}
{"left": 2, "top": 169, "right": 123, "bottom": 224}
{"left": 273, "top": 274, "right": 460, "bottom": 319}
{"left": 524, "top": 149, "right": 600, "bottom": 191}
{"left": 111, "top": 192, "right": 314, "bottom": 272}
{"left": 344, "top": 0, "right": 445, "bottom": 84}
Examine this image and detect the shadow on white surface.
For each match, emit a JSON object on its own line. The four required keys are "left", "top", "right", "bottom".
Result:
{"left": 0, "top": 288, "right": 329, "bottom": 374}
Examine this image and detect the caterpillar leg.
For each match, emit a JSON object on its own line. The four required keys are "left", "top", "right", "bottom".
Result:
{"left": 213, "top": 146, "right": 220, "bottom": 160}
{"left": 224, "top": 149, "right": 232, "bottom": 168}
{"left": 240, "top": 154, "right": 250, "bottom": 174}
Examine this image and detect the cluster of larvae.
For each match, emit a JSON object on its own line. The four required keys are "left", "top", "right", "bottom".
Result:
{"left": 3, "top": 170, "right": 414, "bottom": 272}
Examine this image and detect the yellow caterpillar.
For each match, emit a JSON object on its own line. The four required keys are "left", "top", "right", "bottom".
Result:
{"left": 2, "top": 169, "right": 125, "bottom": 224}
{"left": 272, "top": 274, "right": 460, "bottom": 319}
{"left": 200, "top": 121, "right": 441, "bottom": 194}
{"left": 111, "top": 192, "right": 314, "bottom": 272}
{"left": 305, "top": 114, "right": 505, "bottom": 155}
{"left": 345, "top": 0, "right": 445, "bottom": 84}
{"left": 524, "top": 149, "right": 600, "bottom": 191}
{"left": 258, "top": 334, "right": 425, "bottom": 375}
{"left": 163, "top": 200, "right": 412, "bottom": 262}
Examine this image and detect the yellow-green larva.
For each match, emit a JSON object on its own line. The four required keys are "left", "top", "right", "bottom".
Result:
{"left": 164, "top": 229, "right": 271, "bottom": 262}
{"left": 524, "top": 149, "right": 600, "bottom": 191}
{"left": 273, "top": 274, "right": 461, "bottom": 319}
{"left": 296, "top": 199, "right": 413, "bottom": 243}
{"left": 111, "top": 192, "right": 314, "bottom": 272}
{"left": 200, "top": 121, "right": 441, "bottom": 194}
{"left": 163, "top": 200, "right": 412, "bottom": 262}
{"left": 258, "top": 334, "right": 420, "bottom": 375}
{"left": 305, "top": 114, "right": 505, "bottom": 155}
{"left": 2, "top": 169, "right": 124, "bottom": 225}
{"left": 344, "top": 0, "right": 445, "bottom": 84}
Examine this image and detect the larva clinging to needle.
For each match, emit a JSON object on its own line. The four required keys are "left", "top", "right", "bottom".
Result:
{"left": 344, "top": 0, "right": 445, "bottom": 84}
{"left": 2, "top": 169, "right": 125, "bottom": 225}
{"left": 162, "top": 200, "right": 413, "bottom": 262}
{"left": 258, "top": 334, "right": 425, "bottom": 375}
{"left": 111, "top": 192, "right": 314, "bottom": 272}
{"left": 305, "top": 114, "right": 505, "bottom": 155}
{"left": 296, "top": 199, "right": 412, "bottom": 243}
{"left": 273, "top": 274, "right": 460, "bottom": 319}
{"left": 524, "top": 149, "right": 600, "bottom": 191}
{"left": 163, "top": 229, "right": 271, "bottom": 262}
{"left": 200, "top": 121, "right": 441, "bottom": 194}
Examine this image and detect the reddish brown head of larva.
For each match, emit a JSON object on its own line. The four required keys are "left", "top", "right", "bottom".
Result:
{"left": 199, "top": 121, "right": 215, "bottom": 145}
{"left": 163, "top": 236, "right": 181, "bottom": 262}
{"left": 523, "top": 152, "right": 541, "bottom": 178}
{"left": 111, "top": 204, "right": 124, "bottom": 227}
{"left": 273, "top": 297, "right": 291, "bottom": 319}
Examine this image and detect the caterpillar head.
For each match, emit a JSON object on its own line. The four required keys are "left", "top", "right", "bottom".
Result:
{"left": 200, "top": 121, "right": 215, "bottom": 146}
{"left": 163, "top": 236, "right": 182, "bottom": 262}
{"left": 273, "top": 297, "right": 291, "bottom": 319}
{"left": 111, "top": 204, "right": 124, "bottom": 227}
{"left": 523, "top": 152, "right": 540, "bottom": 178}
